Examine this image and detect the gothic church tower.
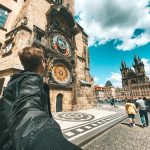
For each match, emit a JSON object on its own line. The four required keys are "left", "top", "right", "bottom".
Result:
{"left": 120, "top": 54, "right": 149, "bottom": 88}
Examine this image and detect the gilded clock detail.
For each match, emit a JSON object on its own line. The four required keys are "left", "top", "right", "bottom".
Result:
{"left": 52, "top": 63, "right": 71, "bottom": 84}
{"left": 51, "top": 33, "right": 71, "bottom": 57}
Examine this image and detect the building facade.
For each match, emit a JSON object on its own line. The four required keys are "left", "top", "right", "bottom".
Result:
{"left": 103, "top": 81, "right": 116, "bottom": 99}
{"left": 0, "top": 0, "right": 95, "bottom": 112}
{"left": 115, "top": 87, "right": 123, "bottom": 100}
{"left": 120, "top": 54, "right": 150, "bottom": 99}
{"left": 94, "top": 85, "right": 105, "bottom": 100}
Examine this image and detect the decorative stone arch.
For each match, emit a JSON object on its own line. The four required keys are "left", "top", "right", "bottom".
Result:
{"left": 46, "top": 5, "right": 79, "bottom": 36}
{"left": 47, "top": 5, "right": 75, "bottom": 28}
{"left": 56, "top": 93, "right": 63, "bottom": 112}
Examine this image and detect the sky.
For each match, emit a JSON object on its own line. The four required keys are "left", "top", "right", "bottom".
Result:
{"left": 75, "top": 0, "right": 150, "bottom": 88}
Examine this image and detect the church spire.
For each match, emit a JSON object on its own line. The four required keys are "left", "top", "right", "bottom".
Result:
{"left": 134, "top": 53, "right": 140, "bottom": 64}
{"left": 121, "top": 60, "right": 127, "bottom": 70}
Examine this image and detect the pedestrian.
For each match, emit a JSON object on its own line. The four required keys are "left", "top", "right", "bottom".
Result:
{"left": 111, "top": 98, "right": 116, "bottom": 107}
{"left": 125, "top": 99, "right": 137, "bottom": 127}
{"left": 136, "top": 97, "right": 149, "bottom": 127}
{"left": 0, "top": 46, "right": 82, "bottom": 150}
{"left": 145, "top": 97, "right": 150, "bottom": 112}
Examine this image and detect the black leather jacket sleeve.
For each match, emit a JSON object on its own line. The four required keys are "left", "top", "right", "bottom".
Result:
{"left": 4, "top": 74, "right": 81, "bottom": 150}
{"left": 12, "top": 75, "right": 44, "bottom": 114}
{"left": 8, "top": 75, "right": 56, "bottom": 150}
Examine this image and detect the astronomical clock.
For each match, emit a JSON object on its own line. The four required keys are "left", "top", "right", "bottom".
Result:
{"left": 46, "top": 28, "right": 74, "bottom": 87}
{"left": 32, "top": 6, "right": 78, "bottom": 88}
{"left": 31, "top": 4, "right": 79, "bottom": 89}
{"left": 51, "top": 60, "right": 72, "bottom": 84}
{"left": 50, "top": 33, "right": 72, "bottom": 58}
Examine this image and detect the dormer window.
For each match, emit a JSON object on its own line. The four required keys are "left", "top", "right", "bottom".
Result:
{"left": 53, "top": 0, "right": 63, "bottom": 5}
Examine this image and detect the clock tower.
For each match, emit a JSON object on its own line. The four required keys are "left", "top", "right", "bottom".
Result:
{"left": 0, "top": 0, "right": 94, "bottom": 111}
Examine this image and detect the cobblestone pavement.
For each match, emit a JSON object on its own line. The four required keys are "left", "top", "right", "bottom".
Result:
{"left": 82, "top": 113, "right": 150, "bottom": 150}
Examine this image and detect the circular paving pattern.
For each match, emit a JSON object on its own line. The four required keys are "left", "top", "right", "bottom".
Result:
{"left": 53, "top": 112, "right": 95, "bottom": 122}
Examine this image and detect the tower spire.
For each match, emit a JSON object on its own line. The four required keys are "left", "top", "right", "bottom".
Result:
{"left": 121, "top": 60, "right": 127, "bottom": 70}
{"left": 134, "top": 53, "right": 140, "bottom": 64}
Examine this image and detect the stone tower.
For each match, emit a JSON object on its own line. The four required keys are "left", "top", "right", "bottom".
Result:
{"left": 0, "top": 0, "right": 94, "bottom": 111}
{"left": 133, "top": 54, "right": 145, "bottom": 83}
{"left": 120, "top": 54, "right": 149, "bottom": 88}
{"left": 120, "top": 61, "right": 129, "bottom": 87}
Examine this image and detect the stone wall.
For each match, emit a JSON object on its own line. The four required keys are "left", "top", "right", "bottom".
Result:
{"left": 0, "top": 0, "right": 24, "bottom": 44}
{"left": 75, "top": 27, "right": 95, "bottom": 109}
{"left": 50, "top": 89, "right": 73, "bottom": 112}
{"left": 75, "top": 32, "right": 86, "bottom": 81}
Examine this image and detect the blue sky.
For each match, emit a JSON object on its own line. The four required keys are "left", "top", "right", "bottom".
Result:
{"left": 75, "top": 0, "right": 150, "bottom": 87}
{"left": 89, "top": 41, "right": 150, "bottom": 87}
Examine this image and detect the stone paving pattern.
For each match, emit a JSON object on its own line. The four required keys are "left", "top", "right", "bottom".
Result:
{"left": 63, "top": 112, "right": 125, "bottom": 139}
{"left": 82, "top": 114, "right": 150, "bottom": 150}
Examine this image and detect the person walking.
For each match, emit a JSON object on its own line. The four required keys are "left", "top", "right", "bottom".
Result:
{"left": 0, "top": 46, "right": 82, "bottom": 150}
{"left": 110, "top": 97, "right": 116, "bottom": 107}
{"left": 136, "top": 97, "right": 149, "bottom": 127}
{"left": 125, "top": 99, "right": 137, "bottom": 127}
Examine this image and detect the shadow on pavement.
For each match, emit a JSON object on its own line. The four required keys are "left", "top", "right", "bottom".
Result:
{"left": 121, "top": 122, "right": 144, "bottom": 128}
{"left": 121, "top": 122, "right": 130, "bottom": 127}
{"left": 135, "top": 124, "right": 143, "bottom": 128}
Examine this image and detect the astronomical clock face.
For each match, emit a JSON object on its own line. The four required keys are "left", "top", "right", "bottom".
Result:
{"left": 51, "top": 33, "right": 71, "bottom": 57}
{"left": 51, "top": 63, "right": 71, "bottom": 84}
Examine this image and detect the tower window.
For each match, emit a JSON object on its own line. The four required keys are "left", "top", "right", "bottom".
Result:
{"left": 53, "top": 0, "right": 63, "bottom": 5}
{"left": 0, "top": 7, "right": 9, "bottom": 28}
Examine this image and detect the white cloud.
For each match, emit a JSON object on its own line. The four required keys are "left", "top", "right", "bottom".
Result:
{"left": 94, "top": 76, "right": 100, "bottom": 84}
{"left": 99, "top": 84, "right": 104, "bottom": 87}
{"left": 93, "top": 77, "right": 105, "bottom": 87}
{"left": 75, "top": 0, "right": 150, "bottom": 50}
{"left": 107, "top": 72, "right": 122, "bottom": 87}
{"left": 141, "top": 58, "right": 150, "bottom": 78}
